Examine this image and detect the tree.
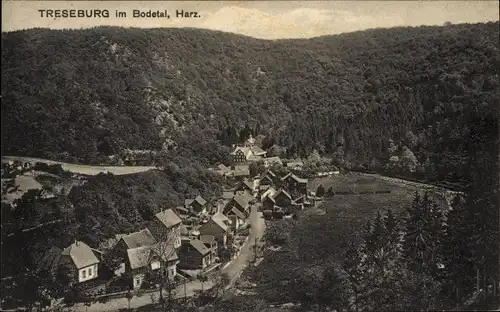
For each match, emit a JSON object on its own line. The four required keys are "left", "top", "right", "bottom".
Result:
{"left": 316, "top": 184, "right": 325, "bottom": 197}
{"left": 326, "top": 186, "right": 335, "bottom": 197}
{"left": 148, "top": 233, "right": 179, "bottom": 312}
{"left": 316, "top": 264, "right": 349, "bottom": 311}
{"left": 197, "top": 273, "right": 209, "bottom": 292}
{"left": 400, "top": 146, "right": 419, "bottom": 174}
{"left": 440, "top": 194, "right": 475, "bottom": 306}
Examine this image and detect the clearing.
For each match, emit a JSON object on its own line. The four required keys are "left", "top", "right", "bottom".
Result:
{"left": 2, "top": 156, "right": 156, "bottom": 176}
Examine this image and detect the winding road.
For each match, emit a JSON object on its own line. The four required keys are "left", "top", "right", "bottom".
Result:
{"left": 69, "top": 204, "right": 265, "bottom": 312}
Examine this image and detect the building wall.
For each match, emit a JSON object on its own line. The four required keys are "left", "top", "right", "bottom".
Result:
{"left": 233, "top": 151, "right": 246, "bottom": 163}
{"left": 78, "top": 264, "right": 99, "bottom": 283}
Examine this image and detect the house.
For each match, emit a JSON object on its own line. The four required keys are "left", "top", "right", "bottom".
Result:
{"left": 250, "top": 146, "right": 267, "bottom": 158}
{"left": 225, "top": 206, "right": 246, "bottom": 232}
{"left": 149, "top": 209, "right": 183, "bottom": 248}
{"left": 281, "top": 173, "right": 308, "bottom": 195}
{"left": 260, "top": 169, "right": 278, "bottom": 186}
{"left": 231, "top": 147, "right": 250, "bottom": 163}
{"left": 235, "top": 179, "right": 254, "bottom": 193}
{"left": 198, "top": 213, "right": 232, "bottom": 246}
{"left": 273, "top": 189, "right": 293, "bottom": 207}
{"left": 262, "top": 195, "right": 276, "bottom": 211}
{"left": 260, "top": 187, "right": 278, "bottom": 202}
{"left": 231, "top": 146, "right": 267, "bottom": 163}
{"left": 264, "top": 157, "right": 283, "bottom": 168}
{"left": 231, "top": 168, "right": 250, "bottom": 180}
{"left": 222, "top": 191, "right": 235, "bottom": 200}
{"left": 200, "top": 235, "right": 218, "bottom": 263}
{"left": 185, "top": 195, "right": 208, "bottom": 215}
{"left": 178, "top": 238, "right": 212, "bottom": 270}
{"left": 112, "top": 229, "right": 179, "bottom": 289}
{"left": 225, "top": 192, "right": 252, "bottom": 216}
{"left": 58, "top": 241, "right": 101, "bottom": 285}
{"left": 174, "top": 206, "right": 190, "bottom": 219}
{"left": 286, "top": 159, "right": 304, "bottom": 170}
{"left": 216, "top": 164, "right": 231, "bottom": 176}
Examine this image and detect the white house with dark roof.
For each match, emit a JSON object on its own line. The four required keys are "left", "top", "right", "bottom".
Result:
{"left": 149, "top": 208, "right": 183, "bottom": 248}
{"left": 57, "top": 240, "right": 100, "bottom": 285}
{"left": 231, "top": 145, "right": 267, "bottom": 163}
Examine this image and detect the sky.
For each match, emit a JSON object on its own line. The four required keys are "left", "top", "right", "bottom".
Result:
{"left": 2, "top": 1, "right": 499, "bottom": 39}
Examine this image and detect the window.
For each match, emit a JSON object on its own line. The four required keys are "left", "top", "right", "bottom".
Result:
{"left": 88, "top": 267, "right": 93, "bottom": 276}
{"left": 134, "top": 276, "right": 142, "bottom": 288}
{"left": 82, "top": 270, "right": 86, "bottom": 279}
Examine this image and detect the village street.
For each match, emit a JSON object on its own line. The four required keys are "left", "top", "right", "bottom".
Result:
{"left": 69, "top": 203, "right": 266, "bottom": 312}
{"left": 222, "top": 203, "right": 266, "bottom": 287}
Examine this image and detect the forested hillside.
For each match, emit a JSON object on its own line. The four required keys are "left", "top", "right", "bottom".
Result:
{"left": 2, "top": 23, "right": 499, "bottom": 186}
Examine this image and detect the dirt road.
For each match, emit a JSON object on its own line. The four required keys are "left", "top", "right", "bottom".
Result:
{"left": 2, "top": 156, "right": 156, "bottom": 176}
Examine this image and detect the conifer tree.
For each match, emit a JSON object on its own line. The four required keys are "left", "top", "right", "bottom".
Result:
{"left": 440, "top": 194, "right": 475, "bottom": 306}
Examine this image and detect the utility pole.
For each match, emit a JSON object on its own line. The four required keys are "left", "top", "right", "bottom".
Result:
{"left": 184, "top": 280, "right": 187, "bottom": 302}
{"left": 254, "top": 235, "right": 258, "bottom": 262}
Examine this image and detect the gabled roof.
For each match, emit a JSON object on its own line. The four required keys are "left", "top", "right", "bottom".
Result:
{"left": 261, "top": 187, "right": 278, "bottom": 201}
{"left": 217, "top": 164, "right": 230, "bottom": 172}
{"left": 247, "top": 155, "right": 263, "bottom": 162}
{"left": 193, "top": 195, "right": 207, "bottom": 206}
{"left": 293, "top": 195, "right": 306, "bottom": 203}
{"left": 227, "top": 206, "right": 246, "bottom": 220}
{"left": 233, "top": 170, "right": 250, "bottom": 177}
{"left": 185, "top": 199, "right": 194, "bottom": 207}
{"left": 250, "top": 146, "right": 267, "bottom": 156}
{"left": 231, "top": 146, "right": 250, "bottom": 156}
{"left": 209, "top": 212, "right": 231, "bottom": 232}
{"left": 233, "top": 193, "right": 251, "bottom": 210}
{"left": 281, "top": 172, "right": 308, "bottom": 183}
{"left": 261, "top": 169, "right": 277, "bottom": 179}
{"left": 126, "top": 246, "right": 151, "bottom": 270}
{"left": 275, "top": 189, "right": 292, "bottom": 200}
{"left": 265, "top": 157, "right": 282, "bottom": 164}
{"left": 61, "top": 241, "right": 100, "bottom": 269}
{"left": 155, "top": 209, "right": 182, "bottom": 228}
{"left": 239, "top": 180, "right": 254, "bottom": 191}
{"left": 127, "top": 241, "right": 178, "bottom": 270}
{"left": 189, "top": 239, "right": 211, "bottom": 255}
{"left": 286, "top": 159, "right": 304, "bottom": 167}
{"left": 222, "top": 191, "right": 235, "bottom": 200}
{"left": 200, "top": 235, "right": 216, "bottom": 245}
{"left": 121, "top": 228, "right": 157, "bottom": 249}
{"left": 151, "top": 241, "right": 179, "bottom": 262}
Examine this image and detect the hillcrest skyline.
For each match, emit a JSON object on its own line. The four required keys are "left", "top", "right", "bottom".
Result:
{"left": 2, "top": 1, "right": 499, "bottom": 39}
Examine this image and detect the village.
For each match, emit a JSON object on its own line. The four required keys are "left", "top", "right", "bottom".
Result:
{"left": 1, "top": 135, "right": 338, "bottom": 310}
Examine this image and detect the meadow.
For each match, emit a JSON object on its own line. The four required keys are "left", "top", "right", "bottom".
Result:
{"left": 244, "top": 173, "right": 443, "bottom": 304}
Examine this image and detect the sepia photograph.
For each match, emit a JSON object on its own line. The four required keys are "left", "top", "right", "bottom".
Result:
{"left": 1, "top": 1, "right": 499, "bottom": 311}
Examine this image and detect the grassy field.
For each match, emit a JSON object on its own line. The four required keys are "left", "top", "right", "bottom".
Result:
{"left": 309, "top": 173, "right": 399, "bottom": 194}
{"left": 244, "top": 173, "right": 448, "bottom": 304}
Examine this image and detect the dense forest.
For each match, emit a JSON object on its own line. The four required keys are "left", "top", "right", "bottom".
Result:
{"left": 2, "top": 23, "right": 499, "bottom": 187}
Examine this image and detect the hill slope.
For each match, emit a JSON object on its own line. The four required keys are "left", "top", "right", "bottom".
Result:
{"left": 2, "top": 23, "right": 499, "bottom": 184}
